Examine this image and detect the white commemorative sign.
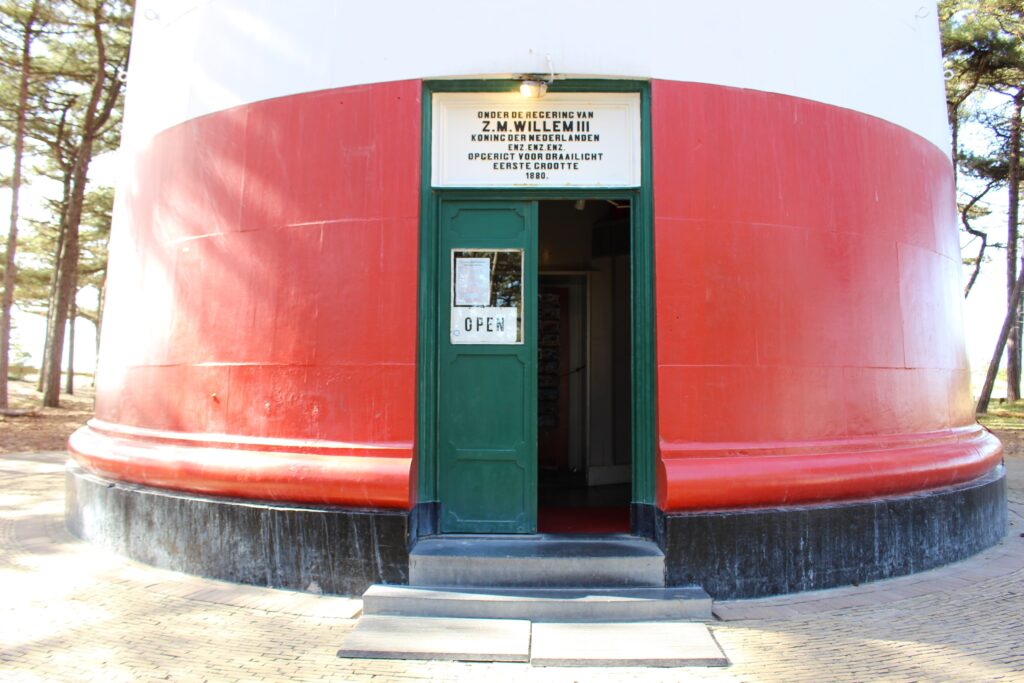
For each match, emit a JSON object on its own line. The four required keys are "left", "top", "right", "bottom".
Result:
{"left": 432, "top": 92, "right": 641, "bottom": 188}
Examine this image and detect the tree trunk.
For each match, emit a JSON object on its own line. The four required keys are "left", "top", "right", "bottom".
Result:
{"left": 38, "top": 166, "right": 73, "bottom": 392}
{"left": 41, "top": 234, "right": 71, "bottom": 404}
{"left": 0, "top": 2, "right": 40, "bottom": 407}
{"left": 43, "top": 194, "right": 83, "bottom": 407}
{"left": 1005, "top": 90, "right": 1023, "bottom": 401}
{"left": 65, "top": 281, "right": 76, "bottom": 395}
{"left": 93, "top": 316, "right": 101, "bottom": 387}
{"left": 38, "top": 223, "right": 64, "bottom": 392}
{"left": 962, "top": 180, "right": 997, "bottom": 299}
{"left": 951, "top": 109, "right": 960, "bottom": 185}
{"left": 64, "top": 318, "right": 73, "bottom": 393}
{"left": 93, "top": 268, "right": 107, "bottom": 387}
{"left": 978, "top": 266, "right": 1024, "bottom": 413}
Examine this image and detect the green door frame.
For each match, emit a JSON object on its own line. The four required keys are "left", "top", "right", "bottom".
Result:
{"left": 415, "top": 78, "right": 656, "bottom": 534}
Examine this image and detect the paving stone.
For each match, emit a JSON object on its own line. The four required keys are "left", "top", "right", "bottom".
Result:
{"left": 1, "top": 450, "right": 1023, "bottom": 682}
{"left": 338, "top": 615, "right": 531, "bottom": 662}
{"left": 530, "top": 621, "right": 727, "bottom": 667}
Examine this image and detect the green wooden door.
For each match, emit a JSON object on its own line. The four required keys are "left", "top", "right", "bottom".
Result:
{"left": 438, "top": 200, "right": 537, "bottom": 533}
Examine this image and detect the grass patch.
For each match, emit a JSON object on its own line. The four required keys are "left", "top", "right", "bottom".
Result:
{"left": 978, "top": 399, "right": 1024, "bottom": 431}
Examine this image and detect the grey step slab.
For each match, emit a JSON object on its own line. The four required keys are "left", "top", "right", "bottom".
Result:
{"left": 410, "top": 534, "right": 665, "bottom": 588}
{"left": 337, "top": 615, "right": 531, "bottom": 662}
{"left": 363, "top": 584, "right": 712, "bottom": 622}
{"left": 530, "top": 621, "right": 729, "bottom": 667}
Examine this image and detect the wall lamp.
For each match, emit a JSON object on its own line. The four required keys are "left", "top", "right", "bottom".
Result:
{"left": 519, "top": 79, "right": 549, "bottom": 98}
{"left": 520, "top": 55, "right": 555, "bottom": 98}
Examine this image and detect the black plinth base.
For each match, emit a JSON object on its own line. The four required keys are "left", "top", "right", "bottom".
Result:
{"left": 66, "top": 462, "right": 1008, "bottom": 599}
{"left": 660, "top": 465, "right": 1008, "bottom": 599}
{"left": 65, "top": 463, "right": 409, "bottom": 596}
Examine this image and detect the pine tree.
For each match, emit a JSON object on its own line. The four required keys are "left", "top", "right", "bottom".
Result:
{"left": 943, "top": 1, "right": 1024, "bottom": 411}
{"left": 0, "top": 0, "right": 42, "bottom": 409}
{"left": 31, "top": 0, "right": 130, "bottom": 406}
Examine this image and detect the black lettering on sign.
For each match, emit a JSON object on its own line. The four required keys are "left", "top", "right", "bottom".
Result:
{"left": 486, "top": 318, "right": 494, "bottom": 332}
{"left": 464, "top": 317, "right": 472, "bottom": 332}
{"left": 476, "top": 317, "right": 484, "bottom": 331}
{"left": 496, "top": 318, "right": 505, "bottom": 332}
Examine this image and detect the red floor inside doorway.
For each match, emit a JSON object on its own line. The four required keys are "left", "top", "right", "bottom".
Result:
{"left": 537, "top": 506, "right": 630, "bottom": 534}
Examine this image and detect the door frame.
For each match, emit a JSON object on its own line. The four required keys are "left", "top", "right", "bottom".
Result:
{"left": 415, "top": 79, "right": 656, "bottom": 536}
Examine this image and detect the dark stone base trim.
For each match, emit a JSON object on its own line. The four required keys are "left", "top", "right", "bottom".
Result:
{"left": 67, "top": 462, "right": 1007, "bottom": 599}
{"left": 66, "top": 462, "right": 409, "bottom": 596}
{"left": 661, "top": 465, "right": 1008, "bottom": 599}
{"left": 411, "top": 501, "right": 440, "bottom": 538}
{"left": 631, "top": 502, "right": 659, "bottom": 540}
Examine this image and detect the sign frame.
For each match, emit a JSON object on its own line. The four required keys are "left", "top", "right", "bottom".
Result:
{"left": 432, "top": 91, "right": 641, "bottom": 189}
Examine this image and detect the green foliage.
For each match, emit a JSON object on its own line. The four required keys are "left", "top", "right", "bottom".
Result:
{"left": 0, "top": 0, "right": 130, "bottom": 358}
{"left": 25, "top": 1, "right": 132, "bottom": 169}
{"left": 12, "top": 185, "right": 110, "bottom": 317}
{"left": 943, "top": 1, "right": 1024, "bottom": 296}
{"left": 942, "top": 0, "right": 1024, "bottom": 160}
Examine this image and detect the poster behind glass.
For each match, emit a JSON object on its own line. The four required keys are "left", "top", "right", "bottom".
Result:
{"left": 451, "top": 250, "right": 522, "bottom": 344}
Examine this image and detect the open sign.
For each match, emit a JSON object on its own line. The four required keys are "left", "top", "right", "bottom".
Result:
{"left": 451, "top": 307, "right": 518, "bottom": 344}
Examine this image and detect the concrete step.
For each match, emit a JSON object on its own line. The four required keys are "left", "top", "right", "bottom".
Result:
{"left": 530, "top": 621, "right": 728, "bottom": 667}
{"left": 338, "top": 615, "right": 531, "bottom": 662}
{"left": 337, "top": 615, "right": 729, "bottom": 666}
{"left": 362, "top": 584, "right": 712, "bottom": 622}
{"left": 409, "top": 534, "right": 665, "bottom": 588}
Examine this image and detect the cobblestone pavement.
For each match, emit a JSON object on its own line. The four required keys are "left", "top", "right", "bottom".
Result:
{"left": 0, "top": 450, "right": 1022, "bottom": 682}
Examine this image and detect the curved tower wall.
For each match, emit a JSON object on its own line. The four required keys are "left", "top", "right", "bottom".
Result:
{"left": 651, "top": 81, "right": 993, "bottom": 509}
{"left": 80, "top": 81, "right": 423, "bottom": 507}
{"left": 66, "top": 0, "right": 1006, "bottom": 598}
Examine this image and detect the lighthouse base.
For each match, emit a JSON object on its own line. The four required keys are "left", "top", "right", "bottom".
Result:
{"left": 65, "top": 462, "right": 409, "bottom": 596}
{"left": 661, "top": 465, "right": 1008, "bottom": 599}
{"left": 66, "top": 463, "right": 1006, "bottom": 599}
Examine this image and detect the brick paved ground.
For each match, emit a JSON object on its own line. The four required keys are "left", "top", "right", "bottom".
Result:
{"left": 0, "top": 448, "right": 1021, "bottom": 682}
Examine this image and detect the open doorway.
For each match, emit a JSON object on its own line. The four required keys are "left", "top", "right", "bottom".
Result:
{"left": 537, "top": 199, "right": 632, "bottom": 533}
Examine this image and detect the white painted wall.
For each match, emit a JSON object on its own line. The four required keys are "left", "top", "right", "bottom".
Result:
{"left": 124, "top": 0, "right": 950, "bottom": 153}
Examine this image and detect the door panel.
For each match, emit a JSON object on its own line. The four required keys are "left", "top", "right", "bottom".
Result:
{"left": 438, "top": 201, "right": 537, "bottom": 533}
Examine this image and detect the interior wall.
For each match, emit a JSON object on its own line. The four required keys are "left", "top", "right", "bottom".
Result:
{"left": 538, "top": 201, "right": 631, "bottom": 481}
{"left": 590, "top": 252, "right": 631, "bottom": 473}
{"left": 611, "top": 251, "right": 632, "bottom": 467}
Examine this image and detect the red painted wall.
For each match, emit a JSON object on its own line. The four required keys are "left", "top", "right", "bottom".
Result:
{"left": 70, "top": 81, "right": 422, "bottom": 508}
{"left": 71, "top": 78, "right": 1001, "bottom": 513}
{"left": 651, "top": 80, "right": 1001, "bottom": 510}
